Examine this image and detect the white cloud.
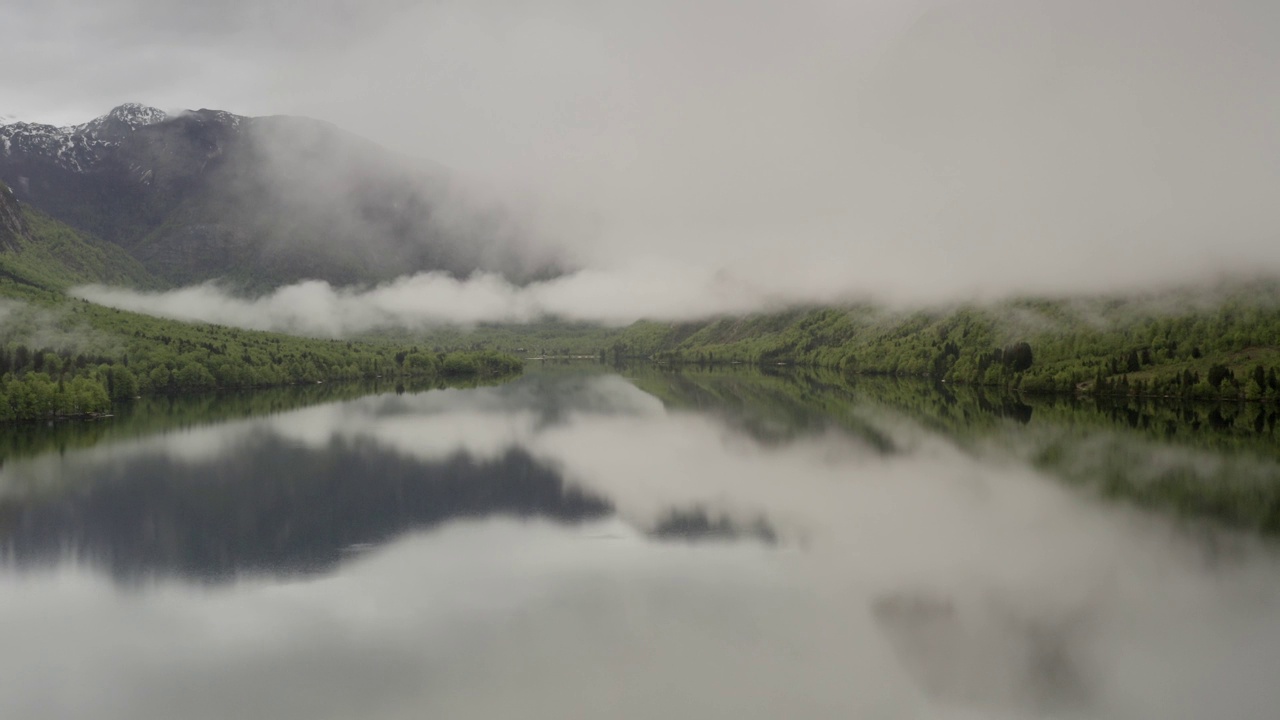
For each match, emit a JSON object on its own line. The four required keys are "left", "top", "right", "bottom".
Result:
{"left": 13, "top": 0, "right": 1280, "bottom": 328}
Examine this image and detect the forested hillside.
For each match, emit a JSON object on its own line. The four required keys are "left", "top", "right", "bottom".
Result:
{"left": 409, "top": 281, "right": 1280, "bottom": 403}
{"left": 0, "top": 184, "right": 522, "bottom": 422}
{"left": 0, "top": 182, "right": 157, "bottom": 290}
{"left": 606, "top": 284, "right": 1280, "bottom": 402}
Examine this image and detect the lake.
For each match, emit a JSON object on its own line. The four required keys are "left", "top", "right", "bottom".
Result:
{"left": 2, "top": 363, "right": 1279, "bottom": 719}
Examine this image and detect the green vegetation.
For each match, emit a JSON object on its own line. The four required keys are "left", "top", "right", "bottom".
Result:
{"left": 0, "top": 189, "right": 522, "bottom": 422}
{"left": 0, "top": 204, "right": 158, "bottom": 292}
{"left": 1, "top": 180, "right": 151, "bottom": 288}
{"left": 617, "top": 288, "right": 1280, "bottom": 403}
{"left": 385, "top": 282, "right": 1280, "bottom": 407}
{"left": 0, "top": 288, "right": 523, "bottom": 422}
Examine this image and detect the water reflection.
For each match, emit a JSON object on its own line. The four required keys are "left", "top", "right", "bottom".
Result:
{"left": 3, "top": 444, "right": 611, "bottom": 582}
{"left": 650, "top": 507, "right": 778, "bottom": 544}
{"left": 1, "top": 365, "right": 1279, "bottom": 720}
{"left": 0, "top": 372, "right": 785, "bottom": 584}
{"left": 872, "top": 589, "right": 1094, "bottom": 714}
{"left": 632, "top": 365, "right": 1280, "bottom": 534}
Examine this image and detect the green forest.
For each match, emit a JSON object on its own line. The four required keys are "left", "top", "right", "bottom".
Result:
{"left": 0, "top": 286, "right": 522, "bottom": 422}
{"left": 7, "top": 176, "right": 1280, "bottom": 422}
{"left": 0, "top": 181, "right": 523, "bottom": 422}
{"left": 392, "top": 282, "right": 1280, "bottom": 404}
{"left": 629, "top": 292, "right": 1280, "bottom": 402}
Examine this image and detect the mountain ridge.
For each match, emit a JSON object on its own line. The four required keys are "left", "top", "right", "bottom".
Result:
{"left": 0, "top": 104, "right": 560, "bottom": 290}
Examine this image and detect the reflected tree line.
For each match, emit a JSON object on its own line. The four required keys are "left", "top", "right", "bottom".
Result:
{"left": 626, "top": 366, "right": 1280, "bottom": 535}
{"left": 4, "top": 363, "right": 1276, "bottom": 587}
{"left": 0, "top": 375, "right": 513, "bottom": 466}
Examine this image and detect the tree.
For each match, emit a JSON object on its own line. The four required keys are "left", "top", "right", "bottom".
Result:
{"left": 149, "top": 366, "right": 172, "bottom": 393}
{"left": 403, "top": 352, "right": 439, "bottom": 376}
{"left": 1207, "top": 364, "right": 1232, "bottom": 390}
{"left": 1005, "top": 342, "right": 1034, "bottom": 373}
{"left": 442, "top": 354, "right": 479, "bottom": 376}
{"left": 63, "top": 376, "right": 109, "bottom": 415}
{"left": 174, "top": 361, "right": 216, "bottom": 390}
{"left": 111, "top": 366, "right": 138, "bottom": 399}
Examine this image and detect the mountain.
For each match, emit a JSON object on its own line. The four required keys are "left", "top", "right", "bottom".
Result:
{"left": 0, "top": 180, "right": 156, "bottom": 290}
{"left": 0, "top": 181, "right": 26, "bottom": 251}
{"left": 0, "top": 104, "right": 560, "bottom": 290}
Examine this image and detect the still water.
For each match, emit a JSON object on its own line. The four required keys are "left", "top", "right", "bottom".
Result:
{"left": 2, "top": 365, "right": 1279, "bottom": 719}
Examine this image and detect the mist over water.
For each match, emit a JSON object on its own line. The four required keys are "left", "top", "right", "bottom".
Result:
{"left": 2, "top": 367, "right": 1279, "bottom": 719}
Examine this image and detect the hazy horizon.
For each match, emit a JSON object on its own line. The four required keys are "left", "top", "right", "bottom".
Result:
{"left": 7, "top": 0, "right": 1280, "bottom": 331}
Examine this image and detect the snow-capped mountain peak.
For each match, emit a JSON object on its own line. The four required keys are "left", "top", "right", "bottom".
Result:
{"left": 107, "top": 103, "right": 167, "bottom": 126}
{"left": 1, "top": 103, "right": 175, "bottom": 172}
{"left": 73, "top": 103, "right": 168, "bottom": 142}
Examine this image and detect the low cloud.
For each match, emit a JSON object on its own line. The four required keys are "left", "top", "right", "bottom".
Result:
{"left": 73, "top": 262, "right": 796, "bottom": 335}
{"left": 74, "top": 264, "right": 1280, "bottom": 337}
{"left": 18, "top": 0, "right": 1280, "bottom": 330}
{"left": 0, "top": 298, "right": 116, "bottom": 353}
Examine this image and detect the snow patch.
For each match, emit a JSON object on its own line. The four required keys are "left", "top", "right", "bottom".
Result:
{"left": 1, "top": 104, "right": 249, "bottom": 174}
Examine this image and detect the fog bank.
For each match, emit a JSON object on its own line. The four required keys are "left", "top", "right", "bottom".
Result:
{"left": 75, "top": 266, "right": 1280, "bottom": 337}
{"left": 13, "top": 0, "right": 1280, "bottom": 328}
{"left": 73, "top": 263, "right": 794, "bottom": 334}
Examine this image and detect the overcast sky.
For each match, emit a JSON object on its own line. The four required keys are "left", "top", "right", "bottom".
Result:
{"left": 7, "top": 0, "right": 1280, "bottom": 323}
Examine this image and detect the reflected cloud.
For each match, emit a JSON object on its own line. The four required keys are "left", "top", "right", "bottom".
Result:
{"left": 872, "top": 589, "right": 1095, "bottom": 714}
{"left": 4, "top": 368, "right": 1280, "bottom": 720}
{"left": 0, "top": 372, "right": 785, "bottom": 584}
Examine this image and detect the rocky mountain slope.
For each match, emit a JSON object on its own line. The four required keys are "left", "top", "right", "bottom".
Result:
{"left": 0, "top": 181, "right": 28, "bottom": 252}
{"left": 1, "top": 104, "right": 558, "bottom": 289}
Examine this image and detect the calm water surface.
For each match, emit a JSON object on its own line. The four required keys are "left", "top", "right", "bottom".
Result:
{"left": 2, "top": 365, "right": 1279, "bottom": 719}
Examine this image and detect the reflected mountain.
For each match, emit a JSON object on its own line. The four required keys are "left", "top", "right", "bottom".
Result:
{"left": 1, "top": 439, "right": 612, "bottom": 583}
{"left": 0, "top": 426, "right": 782, "bottom": 583}
{"left": 650, "top": 507, "right": 778, "bottom": 544}
{"left": 8, "top": 362, "right": 1276, "bottom": 591}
